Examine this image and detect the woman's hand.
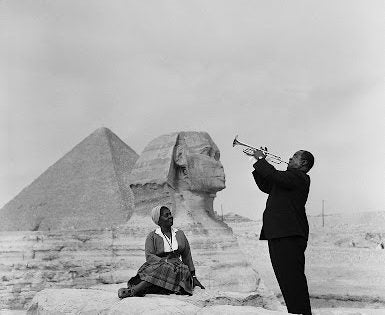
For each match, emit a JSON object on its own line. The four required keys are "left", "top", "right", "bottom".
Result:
{"left": 168, "top": 252, "right": 179, "bottom": 259}
{"left": 162, "top": 252, "right": 179, "bottom": 263}
{"left": 193, "top": 277, "right": 205, "bottom": 289}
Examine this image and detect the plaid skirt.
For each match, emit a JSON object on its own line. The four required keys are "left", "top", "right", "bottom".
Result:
{"left": 130, "top": 259, "right": 193, "bottom": 295}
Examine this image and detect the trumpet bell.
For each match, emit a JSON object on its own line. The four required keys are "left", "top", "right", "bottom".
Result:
{"left": 232, "top": 135, "right": 255, "bottom": 151}
{"left": 232, "top": 135, "right": 240, "bottom": 147}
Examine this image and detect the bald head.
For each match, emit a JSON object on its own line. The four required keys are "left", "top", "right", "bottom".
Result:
{"left": 288, "top": 150, "right": 314, "bottom": 173}
{"left": 300, "top": 150, "right": 314, "bottom": 173}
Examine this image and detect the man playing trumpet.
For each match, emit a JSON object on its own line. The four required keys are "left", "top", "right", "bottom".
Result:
{"left": 250, "top": 148, "right": 314, "bottom": 315}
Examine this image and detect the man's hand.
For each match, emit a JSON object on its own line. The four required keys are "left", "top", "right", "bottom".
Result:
{"left": 193, "top": 277, "right": 205, "bottom": 289}
{"left": 253, "top": 148, "right": 266, "bottom": 160}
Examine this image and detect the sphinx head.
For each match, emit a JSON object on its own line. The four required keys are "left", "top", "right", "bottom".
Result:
{"left": 174, "top": 132, "right": 225, "bottom": 194}
{"left": 128, "top": 131, "right": 226, "bottom": 218}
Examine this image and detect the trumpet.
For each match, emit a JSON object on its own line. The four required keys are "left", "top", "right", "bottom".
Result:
{"left": 232, "top": 135, "right": 288, "bottom": 165}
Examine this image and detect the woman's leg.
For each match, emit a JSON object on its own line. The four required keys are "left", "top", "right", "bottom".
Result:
{"left": 119, "top": 280, "right": 153, "bottom": 298}
{"left": 132, "top": 280, "right": 153, "bottom": 296}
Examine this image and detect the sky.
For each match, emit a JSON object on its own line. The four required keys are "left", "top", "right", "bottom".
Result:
{"left": 1, "top": 0, "right": 384, "bottom": 220}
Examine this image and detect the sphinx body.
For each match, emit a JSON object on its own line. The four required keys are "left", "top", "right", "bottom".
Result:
{"left": 126, "top": 131, "right": 261, "bottom": 292}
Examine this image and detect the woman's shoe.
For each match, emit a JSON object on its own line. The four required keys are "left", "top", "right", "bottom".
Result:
{"left": 118, "top": 287, "right": 135, "bottom": 299}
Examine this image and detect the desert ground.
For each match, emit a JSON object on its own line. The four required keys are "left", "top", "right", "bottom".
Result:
{"left": 226, "top": 211, "right": 385, "bottom": 310}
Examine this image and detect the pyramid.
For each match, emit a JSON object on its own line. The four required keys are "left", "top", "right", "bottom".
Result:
{"left": 0, "top": 127, "right": 139, "bottom": 231}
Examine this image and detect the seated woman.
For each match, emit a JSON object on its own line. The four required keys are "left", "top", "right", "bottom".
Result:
{"left": 118, "top": 205, "right": 204, "bottom": 298}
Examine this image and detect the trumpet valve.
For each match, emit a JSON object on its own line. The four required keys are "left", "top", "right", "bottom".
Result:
{"left": 242, "top": 148, "right": 255, "bottom": 156}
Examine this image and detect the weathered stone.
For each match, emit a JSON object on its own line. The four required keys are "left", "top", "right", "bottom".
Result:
{"left": 91, "top": 283, "right": 283, "bottom": 310}
{"left": 108, "top": 296, "right": 200, "bottom": 315}
{"left": 197, "top": 305, "right": 288, "bottom": 315}
{"left": 128, "top": 131, "right": 225, "bottom": 218}
{"left": 26, "top": 287, "right": 286, "bottom": 315}
{"left": 0, "top": 229, "right": 144, "bottom": 309}
{"left": 27, "top": 288, "right": 117, "bottom": 314}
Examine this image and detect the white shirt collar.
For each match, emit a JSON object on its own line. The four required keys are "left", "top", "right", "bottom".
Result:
{"left": 155, "top": 227, "right": 179, "bottom": 252}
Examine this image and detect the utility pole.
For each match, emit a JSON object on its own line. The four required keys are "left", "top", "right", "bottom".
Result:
{"left": 321, "top": 200, "right": 325, "bottom": 227}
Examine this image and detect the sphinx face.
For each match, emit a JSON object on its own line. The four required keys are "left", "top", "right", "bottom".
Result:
{"left": 180, "top": 132, "right": 226, "bottom": 193}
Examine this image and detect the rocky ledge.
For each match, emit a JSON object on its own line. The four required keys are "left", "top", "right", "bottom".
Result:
{"left": 26, "top": 283, "right": 288, "bottom": 315}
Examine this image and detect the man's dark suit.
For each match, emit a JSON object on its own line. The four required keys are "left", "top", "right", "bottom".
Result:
{"left": 253, "top": 158, "right": 312, "bottom": 315}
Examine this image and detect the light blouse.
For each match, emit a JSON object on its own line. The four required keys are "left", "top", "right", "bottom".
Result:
{"left": 144, "top": 228, "right": 195, "bottom": 273}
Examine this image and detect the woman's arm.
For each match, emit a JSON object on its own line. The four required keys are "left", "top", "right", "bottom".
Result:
{"left": 179, "top": 231, "right": 205, "bottom": 289}
{"left": 179, "top": 231, "right": 195, "bottom": 273}
{"left": 145, "top": 232, "right": 163, "bottom": 263}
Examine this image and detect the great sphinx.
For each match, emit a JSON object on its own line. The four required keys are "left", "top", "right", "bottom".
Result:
{"left": 127, "top": 131, "right": 262, "bottom": 292}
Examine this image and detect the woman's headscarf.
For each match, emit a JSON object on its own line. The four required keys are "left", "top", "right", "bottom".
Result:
{"left": 151, "top": 205, "right": 164, "bottom": 225}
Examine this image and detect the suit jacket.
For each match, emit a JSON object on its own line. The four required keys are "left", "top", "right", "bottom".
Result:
{"left": 252, "top": 159, "right": 310, "bottom": 240}
{"left": 145, "top": 228, "right": 195, "bottom": 273}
